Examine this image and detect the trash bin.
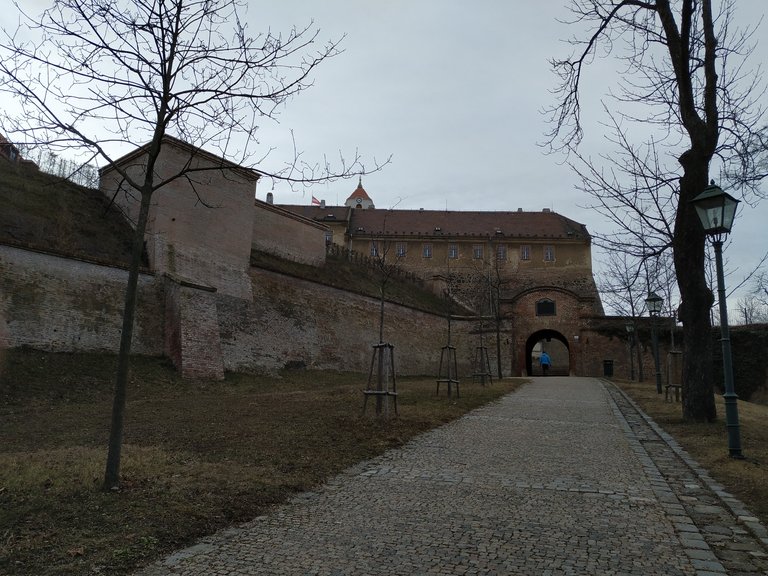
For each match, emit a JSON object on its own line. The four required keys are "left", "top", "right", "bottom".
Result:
{"left": 603, "top": 360, "right": 614, "bottom": 377}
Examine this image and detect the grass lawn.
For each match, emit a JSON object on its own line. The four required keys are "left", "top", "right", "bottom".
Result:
{"left": 3, "top": 350, "right": 767, "bottom": 576}
{"left": 0, "top": 348, "right": 524, "bottom": 576}
{"left": 616, "top": 380, "right": 768, "bottom": 528}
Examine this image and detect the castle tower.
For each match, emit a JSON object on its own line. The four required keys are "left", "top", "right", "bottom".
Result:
{"left": 344, "top": 177, "right": 375, "bottom": 209}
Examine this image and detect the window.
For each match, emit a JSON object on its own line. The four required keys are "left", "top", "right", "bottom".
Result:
{"left": 324, "top": 230, "right": 333, "bottom": 245}
{"left": 521, "top": 245, "right": 530, "bottom": 261}
{"left": 370, "top": 241, "right": 379, "bottom": 257}
{"left": 496, "top": 244, "right": 507, "bottom": 261}
{"left": 396, "top": 242, "right": 407, "bottom": 257}
{"left": 536, "top": 299, "right": 556, "bottom": 316}
{"left": 422, "top": 243, "right": 433, "bottom": 258}
{"left": 544, "top": 245, "right": 555, "bottom": 262}
{"left": 473, "top": 244, "right": 484, "bottom": 259}
{"left": 448, "top": 244, "right": 458, "bottom": 259}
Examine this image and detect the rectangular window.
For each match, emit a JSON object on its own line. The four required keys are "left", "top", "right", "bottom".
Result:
{"left": 496, "top": 244, "right": 507, "bottom": 261}
{"left": 448, "top": 244, "right": 458, "bottom": 259}
{"left": 396, "top": 242, "right": 407, "bottom": 257}
{"left": 521, "top": 245, "right": 530, "bottom": 261}
{"left": 536, "top": 299, "right": 556, "bottom": 316}
{"left": 473, "top": 244, "right": 484, "bottom": 259}
{"left": 544, "top": 245, "right": 555, "bottom": 262}
{"left": 325, "top": 230, "right": 333, "bottom": 245}
{"left": 370, "top": 241, "right": 379, "bottom": 257}
{"left": 422, "top": 243, "right": 432, "bottom": 258}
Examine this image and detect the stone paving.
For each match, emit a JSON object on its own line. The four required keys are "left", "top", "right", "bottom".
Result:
{"left": 136, "top": 377, "right": 768, "bottom": 575}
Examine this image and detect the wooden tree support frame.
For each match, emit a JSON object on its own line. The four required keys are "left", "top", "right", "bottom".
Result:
{"left": 436, "top": 345, "right": 459, "bottom": 397}
{"left": 472, "top": 345, "right": 493, "bottom": 386}
{"left": 362, "top": 342, "right": 398, "bottom": 416}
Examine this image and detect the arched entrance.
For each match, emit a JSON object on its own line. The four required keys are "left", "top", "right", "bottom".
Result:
{"left": 525, "top": 329, "right": 570, "bottom": 376}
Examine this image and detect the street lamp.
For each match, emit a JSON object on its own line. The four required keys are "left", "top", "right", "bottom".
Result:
{"left": 691, "top": 181, "right": 744, "bottom": 459}
{"left": 645, "top": 292, "right": 663, "bottom": 394}
{"left": 625, "top": 322, "right": 635, "bottom": 381}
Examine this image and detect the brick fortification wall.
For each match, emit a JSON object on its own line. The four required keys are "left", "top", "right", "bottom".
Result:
{"left": 0, "top": 244, "right": 163, "bottom": 354}
{"left": 1, "top": 243, "right": 487, "bottom": 379}
{"left": 218, "top": 268, "right": 480, "bottom": 376}
{"left": 253, "top": 201, "right": 327, "bottom": 266}
{"left": 164, "top": 275, "right": 225, "bottom": 380}
{"left": 15, "top": 243, "right": 751, "bottom": 389}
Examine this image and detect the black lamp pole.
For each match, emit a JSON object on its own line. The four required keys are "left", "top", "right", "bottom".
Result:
{"left": 691, "top": 181, "right": 744, "bottom": 459}
{"left": 712, "top": 238, "right": 743, "bottom": 458}
{"left": 646, "top": 292, "right": 663, "bottom": 395}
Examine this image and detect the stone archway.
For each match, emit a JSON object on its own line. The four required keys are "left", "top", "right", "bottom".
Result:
{"left": 525, "top": 329, "right": 570, "bottom": 376}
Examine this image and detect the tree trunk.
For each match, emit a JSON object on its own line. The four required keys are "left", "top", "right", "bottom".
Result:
{"left": 674, "top": 166, "right": 717, "bottom": 422}
{"left": 103, "top": 189, "right": 153, "bottom": 490}
{"left": 495, "top": 316, "right": 502, "bottom": 380}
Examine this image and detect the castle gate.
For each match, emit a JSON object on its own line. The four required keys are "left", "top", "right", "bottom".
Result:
{"left": 502, "top": 286, "right": 595, "bottom": 377}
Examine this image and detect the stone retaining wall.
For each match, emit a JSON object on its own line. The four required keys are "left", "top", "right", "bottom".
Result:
{"left": 0, "top": 244, "right": 163, "bottom": 355}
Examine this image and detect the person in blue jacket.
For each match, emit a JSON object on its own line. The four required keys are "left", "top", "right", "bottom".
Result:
{"left": 540, "top": 351, "right": 551, "bottom": 376}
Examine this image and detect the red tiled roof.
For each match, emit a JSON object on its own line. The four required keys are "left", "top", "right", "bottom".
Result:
{"left": 345, "top": 180, "right": 373, "bottom": 202}
{"left": 347, "top": 209, "right": 590, "bottom": 240}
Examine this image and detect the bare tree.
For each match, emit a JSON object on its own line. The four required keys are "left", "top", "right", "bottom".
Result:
{"left": 736, "top": 294, "right": 767, "bottom": 325}
{"left": 756, "top": 271, "right": 768, "bottom": 306}
{"left": 368, "top": 226, "right": 403, "bottom": 345}
{"left": 598, "top": 250, "right": 647, "bottom": 317}
{"left": 736, "top": 270, "right": 768, "bottom": 324}
{"left": 546, "top": 0, "right": 766, "bottom": 422}
{"left": 365, "top": 211, "right": 405, "bottom": 416}
{"left": 0, "top": 0, "right": 384, "bottom": 489}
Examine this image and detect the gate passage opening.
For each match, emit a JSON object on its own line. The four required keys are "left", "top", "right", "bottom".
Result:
{"left": 525, "top": 329, "right": 569, "bottom": 376}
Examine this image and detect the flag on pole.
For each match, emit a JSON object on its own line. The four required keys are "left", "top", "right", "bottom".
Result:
{"left": 311, "top": 196, "right": 321, "bottom": 206}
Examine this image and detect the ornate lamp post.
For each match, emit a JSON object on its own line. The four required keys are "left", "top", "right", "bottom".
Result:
{"left": 625, "top": 322, "right": 635, "bottom": 381}
{"left": 645, "top": 292, "right": 664, "bottom": 394}
{"left": 691, "top": 181, "right": 744, "bottom": 459}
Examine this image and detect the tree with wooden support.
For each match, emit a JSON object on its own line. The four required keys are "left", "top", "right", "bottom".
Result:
{"left": 362, "top": 211, "right": 400, "bottom": 416}
{"left": 472, "top": 321, "right": 493, "bottom": 386}
{"left": 435, "top": 302, "right": 459, "bottom": 397}
{"left": 436, "top": 258, "right": 460, "bottom": 397}
{"left": 362, "top": 342, "right": 398, "bottom": 417}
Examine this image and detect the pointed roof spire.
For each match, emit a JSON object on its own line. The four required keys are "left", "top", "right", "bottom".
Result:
{"left": 346, "top": 177, "right": 373, "bottom": 202}
{"left": 344, "top": 177, "right": 374, "bottom": 209}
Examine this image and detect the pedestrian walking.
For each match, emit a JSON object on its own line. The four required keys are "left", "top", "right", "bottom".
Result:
{"left": 540, "top": 350, "right": 551, "bottom": 376}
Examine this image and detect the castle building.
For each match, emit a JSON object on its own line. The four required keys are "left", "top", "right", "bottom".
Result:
{"left": 280, "top": 181, "right": 604, "bottom": 376}
{"left": 0, "top": 135, "right": 687, "bottom": 383}
{"left": 99, "top": 139, "right": 605, "bottom": 378}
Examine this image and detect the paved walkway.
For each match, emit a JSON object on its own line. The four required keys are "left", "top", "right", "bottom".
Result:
{"left": 137, "top": 378, "right": 768, "bottom": 575}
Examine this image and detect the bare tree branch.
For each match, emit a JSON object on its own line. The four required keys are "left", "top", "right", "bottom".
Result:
{"left": 0, "top": 0, "right": 387, "bottom": 489}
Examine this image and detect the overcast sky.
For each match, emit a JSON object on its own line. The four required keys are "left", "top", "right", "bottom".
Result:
{"left": 246, "top": 1, "right": 768, "bottom": 310}
{"left": 2, "top": 1, "right": 767, "bottom": 311}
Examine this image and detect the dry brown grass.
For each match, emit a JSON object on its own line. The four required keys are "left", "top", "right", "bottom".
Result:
{"left": 0, "top": 349, "right": 524, "bottom": 576}
{"left": 616, "top": 380, "right": 768, "bottom": 527}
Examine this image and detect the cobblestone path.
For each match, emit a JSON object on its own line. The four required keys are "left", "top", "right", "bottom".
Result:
{"left": 137, "top": 377, "right": 768, "bottom": 575}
